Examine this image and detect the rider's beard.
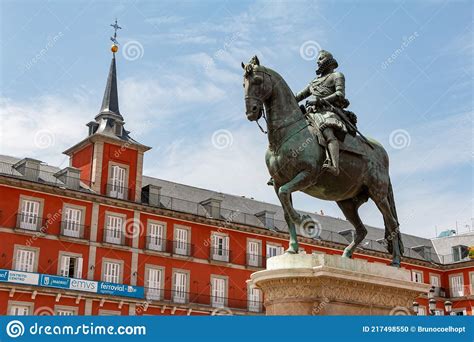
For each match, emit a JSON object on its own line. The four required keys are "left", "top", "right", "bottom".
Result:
{"left": 316, "top": 58, "right": 337, "bottom": 76}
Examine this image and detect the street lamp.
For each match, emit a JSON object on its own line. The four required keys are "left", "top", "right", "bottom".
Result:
{"left": 428, "top": 286, "right": 435, "bottom": 299}
{"left": 429, "top": 298, "right": 437, "bottom": 314}
{"left": 444, "top": 300, "right": 453, "bottom": 316}
{"left": 412, "top": 301, "right": 419, "bottom": 316}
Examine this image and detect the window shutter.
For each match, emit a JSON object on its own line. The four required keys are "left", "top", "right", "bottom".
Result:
{"left": 60, "top": 256, "right": 70, "bottom": 276}
{"left": 76, "top": 257, "right": 83, "bottom": 278}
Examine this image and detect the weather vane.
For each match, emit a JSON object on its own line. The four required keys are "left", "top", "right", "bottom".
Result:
{"left": 110, "top": 18, "right": 122, "bottom": 53}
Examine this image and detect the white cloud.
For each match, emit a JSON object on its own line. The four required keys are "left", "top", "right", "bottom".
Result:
{"left": 0, "top": 96, "right": 92, "bottom": 167}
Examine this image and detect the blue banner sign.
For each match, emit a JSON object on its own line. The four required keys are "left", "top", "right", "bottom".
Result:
{"left": 0, "top": 269, "right": 143, "bottom": 299}
{"left": 98, "top": 281, "right": 144, "bottom": 299}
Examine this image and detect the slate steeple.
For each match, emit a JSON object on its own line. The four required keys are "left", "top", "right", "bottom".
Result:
{"left": 96, "top": 54, "right": 123, "bottom": 120}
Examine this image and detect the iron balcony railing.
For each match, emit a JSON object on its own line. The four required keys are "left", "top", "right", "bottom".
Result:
{"left": 106, "top": 183, "right": 130, "bottom": 200}
{"left": 145, "top": 236, "right": 170, "bottom": 253}
{"left": 246, "top": 253, "right": 265, "bottom": 268}
{"left": 172, "top": 241, "right": 194, "bottom": 257}
{"left": 102, "top": 227, "right": 132, "bottom": 247}
{"left": 446, "top": 285, "right": 474, "bottom": 298}
{"left": 209, "top": 247, "right": 231, "bottom": 262}
{"left": 60, "top": 220, "right": 90, "bottom": 240}
{"left": 142, "top": 288, "right": 264, "bottom": 313}
{"left": 15, "top": 213, "right": 48, "bottom": 233}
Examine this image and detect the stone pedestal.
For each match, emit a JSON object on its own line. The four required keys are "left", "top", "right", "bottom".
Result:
{"left": 248, "top": 253, "right": 430, "bottom": 315}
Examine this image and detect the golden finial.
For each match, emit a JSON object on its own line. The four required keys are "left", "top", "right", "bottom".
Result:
{"left": 110, "top": 19, "right": 121, "bottom": 53}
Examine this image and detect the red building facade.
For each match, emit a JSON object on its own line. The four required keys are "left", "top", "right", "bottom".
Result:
{"left": 0, "top": 49, "right": 472, "bottom": 317}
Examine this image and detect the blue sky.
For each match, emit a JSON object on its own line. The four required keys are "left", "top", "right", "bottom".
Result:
{"left": 0, "top": 0, "right": 472, "bottom": 238}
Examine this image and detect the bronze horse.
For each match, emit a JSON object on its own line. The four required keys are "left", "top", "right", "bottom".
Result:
{"left": 242, "top": 56, "right": 404, "bottom": 266}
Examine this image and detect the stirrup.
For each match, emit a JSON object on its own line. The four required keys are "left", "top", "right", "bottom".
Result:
{"left": 322, "top": 164, "right": 339, "bottom": 176}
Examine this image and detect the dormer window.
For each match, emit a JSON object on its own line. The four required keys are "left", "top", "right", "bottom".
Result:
{"left": 338, "top": 229, "right": 354, "bottom": 242}
{"left": 452, "top": 245, "right": 469, "bottom": 262}
{"left": 255, "top": 210, "right": 275, "bottom": 230}
{"left": 114, "top": 122, "right": 123, "bottom": 136}
{"left": 201, "top": 198, "right": 222, "bottom": 219}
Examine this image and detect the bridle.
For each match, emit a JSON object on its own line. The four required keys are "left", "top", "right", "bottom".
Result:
{"left": 245, "top": 94, "right": 268, "bottom": 134}
{"left": 244, "top": 66, "right": 310, "bottom": 152}
{"left": 244, "top": 68, "right": 273, "bottom": 135}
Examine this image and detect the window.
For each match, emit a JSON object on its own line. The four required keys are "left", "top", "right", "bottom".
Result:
{"left": 109, "top": 165, "right": 127, "bottom": 199}
{"left": 172, "top": 271, "right": 188, "bottom": 303}
{"left": 266, "top": 244, "right": 283, "bottom": 258}
{"left": 450, "top": 275, "right": 464, "bottom": 297}
{"left": 247, "top": 240, "right": 262, "bottom": 267}
{"left": 433, "top": 310, "right": 444, "bottom": 316}
{"left": 412, "top": 270, "right": 423, "bottom": 283}
{"left": 417, "top": 306, "right": 426, "bottom": 316}
{"left": 147, "top": 222, "right": 165, "bottom": 251}
{"left": 146, "top": 267, "right": 163, "bottom": 300}
{"left": 62, "top": 207, "right": 82, "bottom": 238}
{"left": 19, "top": 199, "right": 40, "bottom": 230}
{"left": 59, "top": 254, "right": 83, "bottom": 278}
{"left": 248, "top": 286, "right": 262, "bottom": 312}
{"left": 211, "top": 277, "right": 227, "bottom": 308}
{"left": 55, "top": 307, "right": 76, "bottom": 316}
{"left": 430, "top": 274, "right": 440, "bottom": 287}
{"left": 174, "top": 226, "right": 190, "bottom": 256}
{"left": 15, "top": 249, "right": 35, "bottom": 272}
{"left": 452, "top": 245, "right": 468, "bottom": 262}
{"left": 104, "top": 215, "right": 123, "bottom": 245}
{"left": 211, "top": 234, "right": 229, "bottom": 262}
{"left": 10, "top": 304, "right": 31, "bottom": 315}
{"left": 103, "top": 261, "right": 121, "bottom": 284}
{"left": 98, "top": 310, "right": 121, "bottom": 316}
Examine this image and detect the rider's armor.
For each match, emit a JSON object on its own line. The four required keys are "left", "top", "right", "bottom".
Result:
{"left": 295, "top": 50, "right": 348, "bottom": 176}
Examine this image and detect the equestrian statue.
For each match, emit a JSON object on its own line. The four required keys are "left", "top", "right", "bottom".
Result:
{"left": 242, "top": 51, "right": 404, "bottom": 267}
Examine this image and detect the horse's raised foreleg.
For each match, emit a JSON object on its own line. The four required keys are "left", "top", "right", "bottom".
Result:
{"left": 372, "top": 196, "right": 402, "bottom": 267}
{"left": 336, "top": 198, "right": 367, "bottom": 258}
{"left": 274, "top": 184, "right": 299, "bottom": 253}
{"left": 277, "top": 170, "right": 315, "bottom": 227}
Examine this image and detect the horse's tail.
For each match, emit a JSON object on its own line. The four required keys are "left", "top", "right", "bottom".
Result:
{"left": 386, "top": 179, "right": 404, "bottom": 256}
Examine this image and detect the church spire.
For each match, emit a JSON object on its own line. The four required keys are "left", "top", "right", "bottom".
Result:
{"left": 96, "top": 19, "right": 123, "bottom": 120}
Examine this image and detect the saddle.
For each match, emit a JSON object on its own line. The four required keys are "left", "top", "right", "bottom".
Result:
{"left": 305, "top": 112, "right": 369, "bottom": 156}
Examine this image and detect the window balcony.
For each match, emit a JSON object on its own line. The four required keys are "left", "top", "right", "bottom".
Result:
{"left": 145, "top": 236, "right": 170, "bottom": 253}
{"left": 145, "top": 288, "right": 164, "bottom": 301}
{"left": 16, "top": 213, "right": 47, "bottom": 232}
{"left": 248, "top": 299, "right": 263, "bottom": 313}
{"left": 172, "top": 241, "right": 193, "bottom": 257}
{"left": 210, "top": 247, "right": 231, "bottom": 262}
{"left": 106, "top": 183, "right": 130, "bottom": 200}
{"left": 60, "top": 221, "right": 90, "bottom": 239}
{"left": 447, "top": 285, "right": 473, "bottom": 298}
{"left": 246, "top": 253, "right": 265, "bottom": 268}
{"left": 102, "top": 227, "right": 131, "bottom": 246}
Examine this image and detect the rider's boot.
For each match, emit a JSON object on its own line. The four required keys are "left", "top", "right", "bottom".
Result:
{"left": 322, "top": 129, "right": 340, "bottom": 176}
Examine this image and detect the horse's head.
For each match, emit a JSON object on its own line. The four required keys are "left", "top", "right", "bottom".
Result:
{"left": 242, "top": 56, "right": 272, "bottom": 121}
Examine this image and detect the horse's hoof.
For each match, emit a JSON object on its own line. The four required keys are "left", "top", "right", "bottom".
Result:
{"left": 342, "top": 249, "right": 353, "bottom": 259}
{"left": 285, "top": 241, "right": 299, "bottom": 254}
{"left": 390, "top": 261, "right": 401, "bottom": 268}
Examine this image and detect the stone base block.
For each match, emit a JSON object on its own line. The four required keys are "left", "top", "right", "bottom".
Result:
{"left": 248, "top": 253, "right": 430, "bottom": 315}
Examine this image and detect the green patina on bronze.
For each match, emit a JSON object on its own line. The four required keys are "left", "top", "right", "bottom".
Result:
{"left": 242, "top": 54, "right": 404, "bottom": 267}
